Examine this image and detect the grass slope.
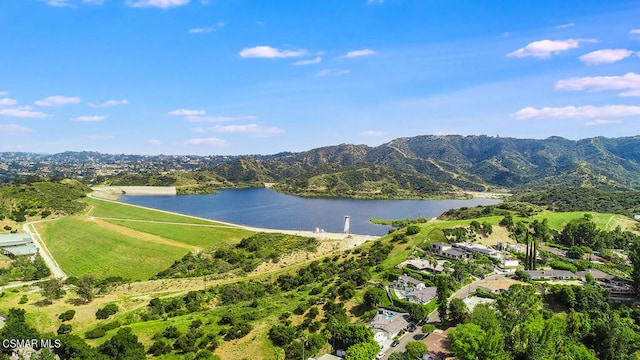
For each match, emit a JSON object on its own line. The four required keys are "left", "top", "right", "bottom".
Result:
{"left": 38, "top": 217, "right": 187, "bottom": 280}
{"left": 38, "top": 197, "right": 256, "bottom": 280}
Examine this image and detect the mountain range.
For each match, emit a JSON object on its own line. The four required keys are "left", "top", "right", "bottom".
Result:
{"left": 3, "top": 135, "right": 640, "bottom": 197}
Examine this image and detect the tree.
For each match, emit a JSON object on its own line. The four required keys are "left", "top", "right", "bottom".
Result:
{"left": 448, "top": 323, "right": 486, "bottom": 360}
{"left": 405, "top": 341, "right": 428, "bottom": 359}
{"left": 435, "top": 275, "right": 449, "bottom": 325}
{"left": 447, "top": 298, "right": 468, "bottom": 326}
{"left": 495, "top": 284, "right": 539, "bottom": 330}
{"left": 629, "top": 240, "right": 640, "bottom": 294}
{"left": 344, "top": 340, "right": 380, "bottom": 360}
{"left": 75, "top": 275, "right": 96, "bottom": 303}
{"left": 363, "top": 287, "right": 386, "bottom": 309}
{"left": 97, "top": 327, "right": 146, "bottom": 360}
{"left": 40, "top": 278, "right": 64, "bottom": 304}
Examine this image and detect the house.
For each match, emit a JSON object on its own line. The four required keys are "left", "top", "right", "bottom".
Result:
{"left": 524, "top": 270, "right": 577, "bottom": 281}
{"left": 401, "top": 259, "right": 446, "bottom": 274}
{"left": 405, "top": 287, "right": 437, "bottom": 304}
{"left": 369, "top": 309, "right": 411, "bottom": 344}
{"left": 429, "top": 242, "right": 470, "bottom": 259}
{"left": 498, "top": 258, "right": 520, "bottom": 273}
{"left": 423, "top": 329, "right": 453, "bottom": 360}
{"left": 453, "top": 242, "right": 499, "bottom": 257}
{"left": 0, "top": 234, "right": 38, "bottom": 259}
{"left": 577, "top": 269, "right": 614, "bottom": 282}
{"left": 395, "top": 275, "right": 426, "bottom": 291}
{"left": 478, "top": 278, "right": 528, "bottom": 294}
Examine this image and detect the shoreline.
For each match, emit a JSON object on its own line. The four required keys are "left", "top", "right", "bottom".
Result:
{"left": 86, "top": 193, "right": 379, "bottom": 248}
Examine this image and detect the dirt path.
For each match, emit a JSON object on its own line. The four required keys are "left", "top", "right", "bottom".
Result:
{"left": 84, "top": 217, "right": 197, "bottom": 250}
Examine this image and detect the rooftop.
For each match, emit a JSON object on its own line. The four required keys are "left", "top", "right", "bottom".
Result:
{"left": 370, "top": 309, "right": 411, "bottom": 336}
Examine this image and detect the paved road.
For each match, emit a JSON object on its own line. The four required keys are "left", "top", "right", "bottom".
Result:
{"left": 427, "top": 273, "right": 505, "bottom": 323}
{"left": 23, "top": 221, "right": 67, "bottom": 279}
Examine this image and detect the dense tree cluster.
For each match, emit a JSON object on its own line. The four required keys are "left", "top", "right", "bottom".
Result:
{"left": 156, "top": 232, "right": 319, "bottom": 278}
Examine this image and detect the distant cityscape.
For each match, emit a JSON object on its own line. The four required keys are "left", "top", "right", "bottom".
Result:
{"left": 0, "top": 151, "right": 287, "bottom": 182}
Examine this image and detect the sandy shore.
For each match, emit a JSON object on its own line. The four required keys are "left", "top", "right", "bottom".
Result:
{"left": 91, "top": 186, "right": 177, "bottom": 200}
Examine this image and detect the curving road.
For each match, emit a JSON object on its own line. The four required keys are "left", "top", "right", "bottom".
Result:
{"left": 23, "top": 220, "right": 67, "bottom": 279}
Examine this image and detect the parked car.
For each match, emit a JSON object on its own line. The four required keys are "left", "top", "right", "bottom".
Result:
{"left": 391, "top": 340, "right": 400, "bottom": 347}
{"left": 408, "top": 324, "right": 417, "bottom": 332}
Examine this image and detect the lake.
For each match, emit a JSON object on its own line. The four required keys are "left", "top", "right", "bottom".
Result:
{"left": 120, "top": 188, "right": 502, "bottom": 236}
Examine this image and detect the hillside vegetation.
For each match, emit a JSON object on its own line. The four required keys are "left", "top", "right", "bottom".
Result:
{"left": 0, "top": 179, "right": 90, "bottom": 227}
{"left": 99, "top": 135, "right": 640, "bottom": 198}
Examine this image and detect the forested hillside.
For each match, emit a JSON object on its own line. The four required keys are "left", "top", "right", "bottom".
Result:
{"left": 0, "top": 179, "right": 90, "bottom": 225}
{"left": 206, "top": 135, "right": 640, "bottom": 197}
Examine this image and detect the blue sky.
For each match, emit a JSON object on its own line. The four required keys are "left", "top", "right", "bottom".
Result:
{"left": 1, "top": 0, "right": 639, "bottom": 155}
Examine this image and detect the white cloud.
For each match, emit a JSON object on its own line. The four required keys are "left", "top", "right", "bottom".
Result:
{"left": 579, "top": 49, "right": 635, "bottom": 65}
{"left": 239, "top": 46, "right": 308, "bottom": 58}
{"left": 189, "top": 21, "right": 225, "bottom": 34}
{"left": 342, "top": 49, "right": 376, "bottom": 58}
{"left": 43, "top": 0, "right": 75, "bottom": 7}
{"left": 511, "top": 105, "right": 640, "bottom": 120}
{"left": 83, "top": 0, "right": 104, "bottom": 4}
{"left": 184, "top": 137, "right": 228, "bottom": 146}
{"left": 148, "top": 139, "right": 162, "bottom": 145}
{"left": 126, "top": 0, "right": 189, "bottom": 8}
{"left": 315, "top": 69, "right": 350, "bottom": 77}
{"left": 507, "top": 39, "right": 597, "bottom": 59}
{"left": 0, "top": 124, "right": 33, "bottom": 135}
{"left": 0, "top": 108, "right": 50, "bottom": 118}
{"left": 35, "top": 95, "right": 81, "bottom": 107}
{"left": 630, "top": 29, "right": 640, "bottom": 36}
{"left": 0, "top": 92, "right": 8, "bottom": 96}
{"left": 556, "top": 72, "right": 640, "bottom": 97}
{"left": 0, "top": 98, "right": 18, "bottom": 107}
{"left": 89, "top": 99, "right": 128, "bottom": 108}
{"left": 292, "top": 57, "right": 322, "bottom": 66}
{"left": 87, "top": 134, "right": 115, "bottom": 140}
{"left": 555, "top": 23, "right": 575, "bottom": 29}
{"left": 73, "top": 115, "right": 106, "bottom": 122}
{"left": 361, "top": 130, "right": 386, "bottom": 136}
{"left": 168, "top": 109, "right": 206, "bottom": 116}
{"left": 367, "top": 0, "right": 383, "bottom": 4}
{"left": 585, "top": 119, "right": 623, "bottom": 126}
{"left": 185, "top": 115, "right": 257, "bottom": 123}
{"left": 208, "top": 124, "right": 284, "bottom": 137}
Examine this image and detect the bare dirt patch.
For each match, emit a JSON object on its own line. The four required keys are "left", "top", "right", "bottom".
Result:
{"left": 84, "top": 217, "right": 197, "bottom": 251}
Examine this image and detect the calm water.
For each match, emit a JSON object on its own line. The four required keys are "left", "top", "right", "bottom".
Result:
{"left": 120, "top": 188, "right": 501, "bottom": 236}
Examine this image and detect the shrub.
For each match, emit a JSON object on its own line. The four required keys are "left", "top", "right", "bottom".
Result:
{"left": 58, "top": 310, "right": 76, "bottom": 322}
{"left": 57, "top": 324, "right": 72, "bottom": 335}
{"left": 85, "top": 328, "right": 106, "bottom": 339}
{"left": 96, "top": 303, "right": 119, "bottom": 319}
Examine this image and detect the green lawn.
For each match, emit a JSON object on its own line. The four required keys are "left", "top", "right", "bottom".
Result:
{"left": 38, "top": 197, "right": 258, "bottom": 280}
{"left": 105, "top": 220, "right": 253, "bottom": 249}
{"left": 84, "top": 197, "right": 217, "bottom": 224}
{"left": 39, "top": 217, "right": 188, "bottom": 280}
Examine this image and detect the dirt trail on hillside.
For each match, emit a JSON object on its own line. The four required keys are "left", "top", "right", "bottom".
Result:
{"left": 84, "top": 217, "right": 197, "bottom": 250}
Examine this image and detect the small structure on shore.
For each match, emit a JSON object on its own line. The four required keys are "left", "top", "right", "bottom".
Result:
{"left": 343, "top": 216, "right": 350, "bottom": 234}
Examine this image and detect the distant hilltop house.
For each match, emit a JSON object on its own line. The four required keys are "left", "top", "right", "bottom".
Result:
{"left": 393, "top": 275, "right": 437, "bottom": 304}
{"left": 395, "top": 275, "right": 426, "bottom": 291}
{"left": 524, "top": 270, "right": 577, "bottom": 281}
{"left": 399, "top": 259, "right": 447, "bottom": 274}
{"left": 577, "top": 269, "right": 635, "bottom": 297}
{"left": 0, "top": 233, "right": 37, "bottom": 260}
{"left": 429, "top": 242, "right": 470, "bottom": 260}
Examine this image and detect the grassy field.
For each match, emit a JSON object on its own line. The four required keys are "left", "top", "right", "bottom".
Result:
{"left": 84, "top": 197, "right": 218, "bottom": 224}
{"left": 37, "top": 197, "right": 256, "bottom": 280}
{"left": 38, "top": 217, "right": 189, "bottom": 280}
{"left": 105, "top": 220, "right": 253, "bottom": 249}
